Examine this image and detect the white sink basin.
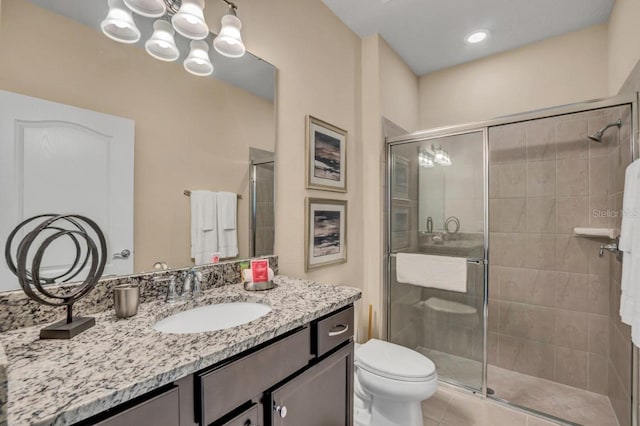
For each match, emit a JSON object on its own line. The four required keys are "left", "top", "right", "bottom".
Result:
{"left": 153, "top": 302, "right": 272, "bottom": 334}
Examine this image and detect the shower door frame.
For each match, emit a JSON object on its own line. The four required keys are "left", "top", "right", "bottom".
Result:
{"left": 249, "top": 158, "right": 275, "bottom": 257}
{"left": 384, "top": 92, "right": 639, "bottom": 425}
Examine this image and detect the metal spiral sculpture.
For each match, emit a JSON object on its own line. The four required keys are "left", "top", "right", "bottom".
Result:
{"left": 4, "top": 214, "right": 107, "bottom": 338}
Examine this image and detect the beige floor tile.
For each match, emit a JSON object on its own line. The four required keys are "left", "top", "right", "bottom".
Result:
{"left": 526, "top": 416, "right": 561, "bottom": 426}
{"left": 440, "top": 391, "right": 486, "bottom": 426}
{"left": 421, "top": 390, "right": 451, "bottom": 421}
{"left": 488, "top": 365, "right": 618, "bottom": 426}
{"left": 485, "top": 403, "right": 527, "bottom": 425}
{"left": 423, "top": 417, "right": 440, "bottom": 426}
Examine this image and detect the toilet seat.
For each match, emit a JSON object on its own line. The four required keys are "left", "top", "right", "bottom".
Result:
{"left": 356, "top": 339, "right": 436, "bottom": 382}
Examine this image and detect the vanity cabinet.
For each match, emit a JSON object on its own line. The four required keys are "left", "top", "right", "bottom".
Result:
{"left": 84, "top": 386, "right": 181, "bottom": 426}
{"left": 195, "top": 327, "right": 311, "bottom": 425}
{"left": 268, "top": 343, "right": 353, "bottom": 426}
{"left": 78, "top": 305, "right": 354, "bottom": 426}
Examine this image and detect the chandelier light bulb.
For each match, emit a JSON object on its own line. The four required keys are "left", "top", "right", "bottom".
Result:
{"left": 101, "top": 0, "right": 141, "bottom": 44}
{"left": 213, "top": 7, "right": 246, "bottom": 58}
{"left": 123, "top": 0, "right": 166, "bottom": 18}
{"left": 184, "top": 40, "right": 214, "bottom": 76}
{"left": 145, "top": 20, "right": 180, "bottom": 62}
{"left": 172, "top": 0, "right": 209, "bottom": 40}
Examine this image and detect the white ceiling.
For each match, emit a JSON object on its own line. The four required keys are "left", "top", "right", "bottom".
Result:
{"left": 323, "top": 0, "right": 615, "bottom": 76}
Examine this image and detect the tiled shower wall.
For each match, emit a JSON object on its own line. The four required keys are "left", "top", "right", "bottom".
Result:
{"left": 254, "top": 162, "right": 275, "bottom": 256}
{"left": 488, "top": 106, "right": 631, "bottom": 405}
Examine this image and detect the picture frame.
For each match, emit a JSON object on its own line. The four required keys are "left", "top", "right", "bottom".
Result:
{"left": 391, "top": 203, "right": 411, "bottom": 251}
{"left": 305, "top": 198, "right": 347, "bottom": 271}
{"left": 306, "top": 115, "right": 348, "bottom": 193}
{"left": 392, "top": 155, "right": 410, "bottom": 200}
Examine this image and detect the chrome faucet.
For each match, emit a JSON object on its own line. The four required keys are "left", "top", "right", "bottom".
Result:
{"left": 182, "top": 268, "right": 203, "bottom": 299}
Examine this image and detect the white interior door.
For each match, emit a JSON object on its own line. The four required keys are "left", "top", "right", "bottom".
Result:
{"left": 0, "top": 90, "right": 134, "bottom": 291}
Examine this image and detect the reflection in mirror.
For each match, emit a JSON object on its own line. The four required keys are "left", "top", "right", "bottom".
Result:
{"left": 249, "top": 148, "right": 275, "bottom": 257}
{"left": 416, "top": 132, "right": 484, "bottom": 256}
{"left": 0, "top": 0, "right": 276, "bottom": 291}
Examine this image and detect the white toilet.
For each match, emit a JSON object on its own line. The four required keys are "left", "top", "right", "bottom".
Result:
{"left": 354, "top": 339, "right": 438, "bottom": 426}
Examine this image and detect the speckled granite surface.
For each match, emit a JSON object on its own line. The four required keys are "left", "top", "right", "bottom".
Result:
{"left": 0, "top": 276, "right": 360, "bottom": 425}
{"left": 0, "top": 345, "right": 6, "bottom": 426}
{"left": 0, "top": 256, "right": 277, "bottom": 332}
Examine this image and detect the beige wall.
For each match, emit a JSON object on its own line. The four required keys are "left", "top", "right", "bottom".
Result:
{"left": 359, "top": 34, "right": 384, "bottom": 339}
{"left": 0, "top": 0, "right": 275, "bottom": 272}
{"left": 418, "top": 24, "right": 609, "bottom": 129}
{"left": 608, "top": 0, "right": 640, "bottom": 94}
{"left": 379, "top": 37, "right": 419, "bottom": 133}
{"left": 215, "top": 0, "right": 365, "bottom": 331}
{"left": 357, "top": 34, "right": 420, "bottom": 339}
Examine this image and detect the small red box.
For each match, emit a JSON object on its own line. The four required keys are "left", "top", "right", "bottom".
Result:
{"left": 250, "top": 259, "right": 269, "bottom": 282}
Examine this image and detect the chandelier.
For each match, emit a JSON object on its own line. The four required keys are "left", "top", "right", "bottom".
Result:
{"left": 101, "top": 0, "right": 246, "bottom": 77}
{"left": 419, "top": 144, "right": 452, "bottom": 168}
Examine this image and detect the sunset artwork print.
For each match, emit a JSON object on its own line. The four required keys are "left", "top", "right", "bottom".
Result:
{"left": 306, "top": 115, "right": 347, "bottom": 192}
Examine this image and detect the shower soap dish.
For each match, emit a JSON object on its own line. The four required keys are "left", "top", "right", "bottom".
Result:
{"left": 573, "top": 227, "right": 619, "bottom": 239}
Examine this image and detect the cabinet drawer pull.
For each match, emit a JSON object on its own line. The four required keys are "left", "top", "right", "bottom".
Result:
{"left": 328, "top": 324, "right": 349, "bottom": 337}
{"left": 274, "top": 404, "right": 287, "bottom": 418}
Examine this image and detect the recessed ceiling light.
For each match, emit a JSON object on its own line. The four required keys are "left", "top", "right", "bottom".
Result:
{"left": 465, "top": 30, "right": 489, "bottom": 44}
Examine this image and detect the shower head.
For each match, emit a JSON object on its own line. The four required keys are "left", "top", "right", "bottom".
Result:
{"left": 588, "top": 119, "right": 622, "bottom": 142}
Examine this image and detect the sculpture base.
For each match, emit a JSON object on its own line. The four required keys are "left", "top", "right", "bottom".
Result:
{"left": 40, "top": 316, "right": 95, "bottom": 340}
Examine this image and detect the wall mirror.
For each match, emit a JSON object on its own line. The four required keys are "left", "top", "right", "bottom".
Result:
{"left": 0, "top": 0, "right": 276, "bottom": 291}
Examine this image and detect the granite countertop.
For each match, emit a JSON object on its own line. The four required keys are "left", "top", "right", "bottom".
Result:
{"left": 0, "top": 276, "right": 361, "bottom": 426}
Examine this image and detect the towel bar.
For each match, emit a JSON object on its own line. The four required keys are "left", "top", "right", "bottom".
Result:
{"left": 184, "top": 190, "right": 242, "bottom": 199}
{"left": 388, "top": 253, "right": 486, "bottom": 265}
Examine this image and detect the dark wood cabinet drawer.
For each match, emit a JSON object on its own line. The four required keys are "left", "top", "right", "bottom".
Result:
{"left": 196, "top": 327, "right": 311, "bottom": 425}
{"left": 220, "top": 403, "right": 259, "bottom": 426}
{"left": 269, "top": 342, "right": 354, "bottom": 426}
{"left": 93, "top": 386, "right": 180, "bottom": 426}
{"left": 313, "top": 305, "right": 354, "bottom": 357}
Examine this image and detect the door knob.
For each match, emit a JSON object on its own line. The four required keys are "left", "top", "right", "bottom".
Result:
{"left": 274, "top": 404, "right": 287, "bottom": 418}
{"left": 114, "top": 249, "right": 131, "bottom": 259}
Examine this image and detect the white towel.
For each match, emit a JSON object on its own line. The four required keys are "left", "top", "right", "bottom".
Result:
{"left": 190, "top": 190, "right": 218, "bottom": 265}
{"left": 396, "top": 253, "right": 468, "bottom": 293}
{"left": 619, "top": 159, "right": 640, "bottom": 346}
{"left": 216, "top": 192, "right": 238, "bottom": 258}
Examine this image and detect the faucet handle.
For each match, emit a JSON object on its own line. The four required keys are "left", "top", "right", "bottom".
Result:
{"left": 165, "top": 276, "right": 178, "bottom": 304}
{"left": 182, "top": 272, "right": 193, "bottom": 296}
{"left": 192, "top": 271, "right": 203, "bottom": 296}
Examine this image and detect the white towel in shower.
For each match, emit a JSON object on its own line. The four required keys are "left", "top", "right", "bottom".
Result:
{"left": 395, "top": 253, "right": 467, "bottom": 293}
{"left": 216, "top": 192, "right": 239, "bottom": 258}
{"left": 190, "top": 190, "right": 218, "bottom": 265}
{"left": 620, "top": 159, "right": 640, "bottom": 345}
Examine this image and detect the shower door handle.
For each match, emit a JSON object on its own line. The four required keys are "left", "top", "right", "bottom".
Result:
{"left": 466, "top": 258, "right": 486, "bottom": 264}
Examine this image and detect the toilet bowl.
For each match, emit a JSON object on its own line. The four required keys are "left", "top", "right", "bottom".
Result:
{"left": 354, "top": 339, "right": 438, "bottom": 426}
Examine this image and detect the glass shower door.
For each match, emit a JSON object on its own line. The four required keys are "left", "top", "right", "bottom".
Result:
{"left": 388, "top": 130, "right": 486, "bottom": 391}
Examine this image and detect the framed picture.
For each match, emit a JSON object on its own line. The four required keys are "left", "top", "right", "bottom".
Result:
{"left": 305, "top": 198, "right": 347, "bottom": 271}
{"left": 392, "top": 155, "right": 410, "bottom": 200}
{"left": 391, "top": 203, "right": 410, "bottom": 250}
{"left": 306, "top": 115, "right": 347, "bottom": 193}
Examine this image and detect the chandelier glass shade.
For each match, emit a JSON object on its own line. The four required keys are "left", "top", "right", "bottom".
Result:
{"left": 101, "top": 0, "right": 247, "bottom": 77}
{"left": 123, "top": 0, "right": 166, "bottom": 18}
{"left": 145, "top": 20, "right": 180, "bottom": 62}
{"left": 101, "top": 0, "right": 142, "bottom": 44}
{"left": 213, "top": 10, "right": 246, "bottom": 58}
{"left": 172, "top": 0, "right": 209, "bottom": 40}
{"left": 184, "top": 40, "right": 214, "bottom": 76}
